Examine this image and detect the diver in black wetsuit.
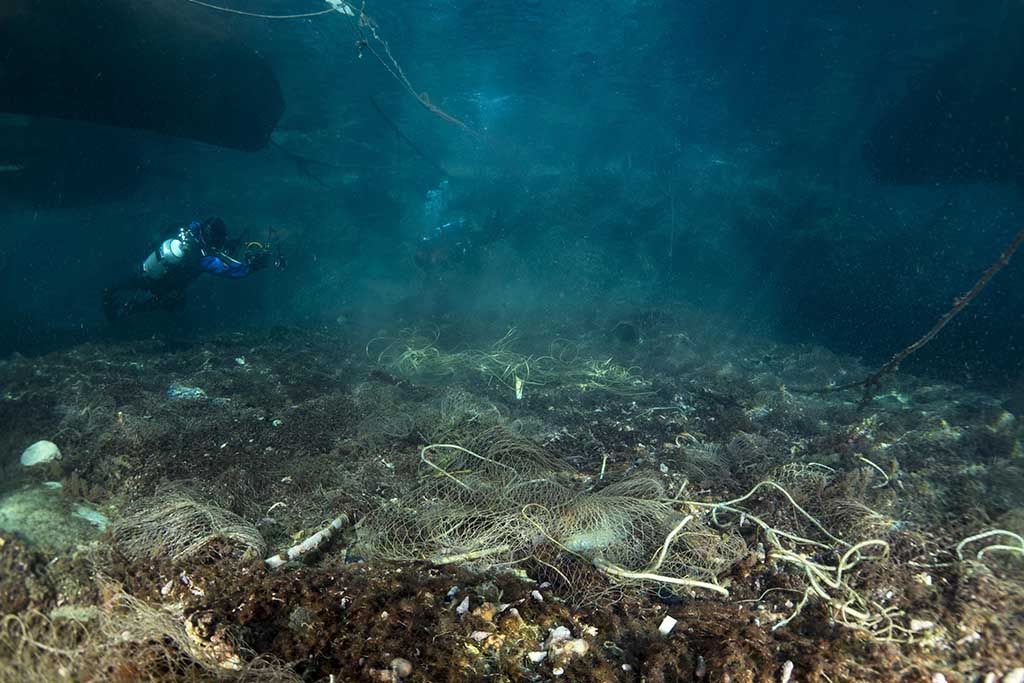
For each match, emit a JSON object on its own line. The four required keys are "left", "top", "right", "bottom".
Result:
{"left": 102, "top": 217, "right": 272, "bottom": 322}
{"left": 409, "top": 208, "right": 509, "bottom": 317}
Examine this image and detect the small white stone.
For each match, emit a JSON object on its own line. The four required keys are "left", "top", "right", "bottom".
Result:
{"left": 456, "top": 596, "right": 470, "bottom": 616}
{"left": 780, "top": 660, "right": 794, "bottom": 683}
{"left": 546, "top": 626, "right": 572, "bottom": 648}
{"left": 389, "top": 657, "right": 412, "bottom": 679}
{"left": 931, "top": 674, "right": 948, "bottom": 683}
{"left": 658, "top": 615, "right": 677, "bottom": 636}
{"left": 235, "top": 356, "right": 246, "bottom": 365}
{"left": 1003, "top": 668, "right": 1024, "bottom": 683}
{"left": 984, "top": 673, "right": 997, "bottom": 683}
{"left": 910, "top": 619, "right": 936, "bottom": 632}
{"left": 622, "top": 664, "right": 632, "bottom": 672}
{"left": 20, "top": 440, "right": 61, "bottom": 467}
{"left": 531, "top": 590, "right": 544, "bottom": 602}
{"left": 469, "top": 631, "right": 491, "bottom": 642}
{"left": 527, "top": 651, "right": 547, "bottom": 663}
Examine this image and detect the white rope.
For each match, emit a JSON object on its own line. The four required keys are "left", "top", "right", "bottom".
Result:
{"left": 181, "top": 0, "right": 338, "bottom": 20}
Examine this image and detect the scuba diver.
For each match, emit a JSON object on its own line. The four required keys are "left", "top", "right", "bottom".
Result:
{"left": 414, "top": 179, "right": 510, "bottom": 277}
{"left": 410, "top": 208, "right": 509, "bottom": 318}
{"left": 414, "top": 211, "right": 509, "bottom": 279}
{"left": 102, "top": 217, "right": 277, "bottom": 322}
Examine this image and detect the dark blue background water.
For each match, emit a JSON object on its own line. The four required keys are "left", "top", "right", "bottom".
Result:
{"left": 1, "top": 0, "right": 1021, "bottom": 387}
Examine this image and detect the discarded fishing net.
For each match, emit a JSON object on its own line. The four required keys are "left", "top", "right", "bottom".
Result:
{"left": 368, "top": 329, "right": 652, "bottom": 399}
{"left": 0, "top": 586, "right": 298, "bottom": 682}
{"left": 335, "top": 429, "right": 926, "bottom": 639}
{"left": 111, "top": 488, "right": 266, "bottom": 563}
{"left": 352, "top": 427, "right": 745, "bottom": 603}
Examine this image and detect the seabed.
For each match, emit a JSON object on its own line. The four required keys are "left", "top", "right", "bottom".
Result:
{"left": 1, "top": 314, "right": 1022, "bottom": 682}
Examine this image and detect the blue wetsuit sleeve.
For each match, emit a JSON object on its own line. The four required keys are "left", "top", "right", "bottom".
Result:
{"left": 199, "top": 254, "right": 251, "bottom": 279}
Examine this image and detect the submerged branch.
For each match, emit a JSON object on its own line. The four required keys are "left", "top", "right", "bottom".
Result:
{"left": 812, "top": 225, "right": 1024, "bottom": 405}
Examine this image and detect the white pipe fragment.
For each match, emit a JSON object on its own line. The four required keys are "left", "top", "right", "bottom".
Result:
{"left": 265, "top": 514, "right": 349, "bottom": 569}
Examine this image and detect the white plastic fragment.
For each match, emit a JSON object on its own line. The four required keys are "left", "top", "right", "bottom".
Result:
{"left": 265, "top": 515, "right": 348, "bottom": 569}
{"left": 552, "top": 668, "right": 564, "bottom": 676}
{"left": 531, "top": 589, "right": 544, "bottom": 602}
{"left": 20, "top": 440, "right": 61, "bottom": 467}
{"left": 658, "top": 615, "right": 677, "bottom": 636}
{"left": 469, "top": 631, "right": 491, "bottom": 642}
{"left": 456, "top": 596, "right": 470, "bottom": 616}
{"left": 931, "top": 674, "right": 948, "bottom": 683}
{"left": 1003, "top": 669, "right": 1024, "bottom": 683}
{"left": 527, "top": 651, "right": 547, "bottom": 663}
{"left": 780, "top": 660, "right": 794, "bottom": 683}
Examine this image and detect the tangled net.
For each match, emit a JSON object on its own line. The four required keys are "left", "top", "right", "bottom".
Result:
{"left": 350, "top": 429, "right": 724, "bottom": 598}
{"left": 111, "top": 488, "right": 266, "bottom": 563}
{"left": 334, "top": 428, "right": 928, "bottom": 639}
{"left": 0, "top": 586, "right": 298, "bottom": 682}
{"left": 368, "top": 329, "right": 652, "bottom": 399}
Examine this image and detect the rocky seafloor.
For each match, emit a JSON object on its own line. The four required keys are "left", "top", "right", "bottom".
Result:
{"left": 1, "top": 312, "right": 1023, "bottom": 682}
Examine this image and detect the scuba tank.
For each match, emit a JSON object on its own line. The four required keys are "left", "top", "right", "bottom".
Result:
{"left": 141, "top": 236, "right": 187, "bottom": 280}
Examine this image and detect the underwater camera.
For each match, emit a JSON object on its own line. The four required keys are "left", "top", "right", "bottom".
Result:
{"left": 247, "top": 227, "right": 288, "bottom": 271}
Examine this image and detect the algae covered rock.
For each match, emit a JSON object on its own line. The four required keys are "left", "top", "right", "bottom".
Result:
{"left": 0, "top": 484, "right": 106, "bottom": 552}
{"left": 20, "top": 439, "right": 61, "bottom": 467}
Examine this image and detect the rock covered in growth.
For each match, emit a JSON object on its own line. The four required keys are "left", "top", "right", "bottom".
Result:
{"left": 20, "top": 440, "right": 61, "bottom": 467}
{"left": 166, "top": 383, "right": 207, "bottom": 400}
